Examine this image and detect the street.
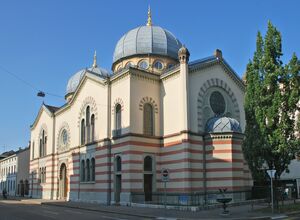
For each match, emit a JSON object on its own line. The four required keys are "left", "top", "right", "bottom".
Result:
{"left": 0, "top": 200, "right": 150, "bottom": 220}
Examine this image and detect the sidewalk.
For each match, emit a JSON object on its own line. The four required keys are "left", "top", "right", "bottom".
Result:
{"left": 1, "top": 196, "right": 297, "bottom": 219}
{"left": 39, "top": 200, "right": 290, "bottom": 220}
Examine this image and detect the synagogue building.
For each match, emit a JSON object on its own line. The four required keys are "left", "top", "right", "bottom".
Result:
{"left": 29, "top": 9, "right": 252, "bottom": 204}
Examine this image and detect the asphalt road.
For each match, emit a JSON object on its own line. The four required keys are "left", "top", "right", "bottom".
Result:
{"left": 0, "top": 200, "right": 151, "bottom": 220}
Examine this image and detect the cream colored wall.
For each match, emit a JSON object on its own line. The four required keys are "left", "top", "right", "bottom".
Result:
{"left": 110, "top": 73, "right": 131, "bottom": 135}
{"left": 160, "top": 71, "right": 184, "bottom": 135}
{"left": 189, "top": 64, "right": 245, "bottom": 133}
{"left": 55, "top": 77, "right": 108, "bottom": 151}
{"left": 16, "top": 148, "right": 30, "bottom": 183}
{"left": 129, "top": 70, "right": 160, "bottom": 136}
{"left": 30, "top": 109, "right": 54, "bottom": 159}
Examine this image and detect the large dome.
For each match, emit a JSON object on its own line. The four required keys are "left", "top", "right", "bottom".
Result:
{"left": 66, "top": 66, "right": 109, "bottom": 95}
{"left": 113, "top": 25, "right": 182, "bottom": 63}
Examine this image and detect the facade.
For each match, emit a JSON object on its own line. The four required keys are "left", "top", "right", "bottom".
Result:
{"left": 29, "top": 10, "right": 252, "bottom": 204}
{"left": 0, "top": 153, "right": 17, "bottom": 196}
{"left": 0, "top": 147, "right": 30, "bottom": 197}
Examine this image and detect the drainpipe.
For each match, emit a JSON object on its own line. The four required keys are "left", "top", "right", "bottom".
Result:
{"left": 203, "top": 135, "right": 207, "bottom": 206}
{"left": 107, "top": 78, "right": 112, "bottom": 205}
{"left": 51, "top": 113, "right": 56, "bottom": 199}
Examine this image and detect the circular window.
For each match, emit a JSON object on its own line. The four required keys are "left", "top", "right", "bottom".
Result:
{"left": 210, "top": 91, "right": 226, "bottom": 115}
{"left": 153, "top": 60, "right": 163, "bottom": 70}
{"left": 125, "top": 62, "right": 134, "bottom": 68}
{"left": 138, "top": 60, "right": 149, "bottom": 69}
{"left": 61, "top": 129, "right": 68, "bottom": 146}
{"left": 167, "top": 64, "right": 174, "bottom": 69}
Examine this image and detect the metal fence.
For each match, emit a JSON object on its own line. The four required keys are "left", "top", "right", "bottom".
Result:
{"left": 130, "top": 190, "right": 253, "bottom": 206}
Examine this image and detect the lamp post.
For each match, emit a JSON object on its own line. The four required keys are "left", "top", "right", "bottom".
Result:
{"left": 266, "top": 169, "right": 276, "bottom": 214}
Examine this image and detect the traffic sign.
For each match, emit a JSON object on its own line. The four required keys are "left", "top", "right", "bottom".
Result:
{"left": 161, "top": 168, "right": 170, "bottom": 182}
{"left": 267, "top": 169, "right": 276, "bottom": 179}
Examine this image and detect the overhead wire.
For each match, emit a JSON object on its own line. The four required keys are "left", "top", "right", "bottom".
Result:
{"left": 0, "top": 63, "right": 117, "bottom": 109}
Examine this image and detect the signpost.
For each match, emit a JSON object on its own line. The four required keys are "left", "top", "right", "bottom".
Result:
{"left": 161, "top": 168, "right": 169, "bottom": 208}
{"left": 267, "top": 169, "right": 276, "bottom": 214}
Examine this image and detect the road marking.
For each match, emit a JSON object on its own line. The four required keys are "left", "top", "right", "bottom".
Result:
{"left": 65, "top": 209, "right": 83, "bottom": 214}
{"left": 43, "top": 210, "right": 59, "bottom": 215}
{"left": 100, "top": 216, "right": 128, "bottom": 220}
{"left": 156, "top": 218, "right": 177, "bottom": 220}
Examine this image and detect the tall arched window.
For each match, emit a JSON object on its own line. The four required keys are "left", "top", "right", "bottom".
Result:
{"left": 91, "top": 114, "right": 95, "bottom": 142}
{"left": 115, "top": 156, "right": 122, "bottom": 172}
{"left": 144, "top": 156, "right": 153, "bottom": 172}
{"left": 39, "top": 138, "right": 42, "bottom": 157}
{"left": 143, "top": 103, "right": 154, "bottom": 136}
{"left": 81, "top": 119, "right": 85, "bottom": 145}
{"left": 91, "top": 158, "right": 95, "bottom": 181}
{"left": 81, "top": 160, "right": 85, "bottom": 182}
{"left": 86, "top": 159, "right": 90, "bottom": 181}
{"left": 115, "top": 104, "right": 122, "bottom": 136}
{"left": 86, "top": 106, "right": 90, "bottom": 143}
{"left": 42, "top": 130, "right": 45, "bottom": 156}
{"left": 39, "top": 130, "right": 47, "bottom": 157}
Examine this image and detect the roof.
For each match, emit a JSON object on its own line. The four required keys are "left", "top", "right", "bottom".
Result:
{"left": 189, "top": 55, "right": 245, "bottom": 91}
{"left": 113, "top": 25, "right": 182, "bottom": 63}
{"left": 66, "top": 67, "right": 110, "bottom": 95}
{"left": 44, "top": 104, "right": 60, "bottom": 113}
{"left": 205, "top": 116, "right": 242, "bottom": 133}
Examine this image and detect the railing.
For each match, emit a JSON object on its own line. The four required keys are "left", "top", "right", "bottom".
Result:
{"left": 130, "top": 190, "right": 252, "bottom": 206}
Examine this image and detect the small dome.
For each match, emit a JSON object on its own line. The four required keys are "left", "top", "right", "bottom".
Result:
{"left": 66, "top": 66, "right": 109, "bottom": 95}
{"left": 205, "top": 116, "right": 242, "bottom": 133}
{"left": 113, "top": 25, "right": 182, "bottom": 63}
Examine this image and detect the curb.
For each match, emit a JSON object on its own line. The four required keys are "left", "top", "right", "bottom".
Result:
{"left": 286, "top": 210, "right": 300, "bottom": 217}
{"left": 42, "top": 202, "right": 156, "bottom": 219}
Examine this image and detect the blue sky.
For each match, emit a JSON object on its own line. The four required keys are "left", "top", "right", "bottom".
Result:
{"left": 0, "top": 0, "right": 299, "bottom": 152}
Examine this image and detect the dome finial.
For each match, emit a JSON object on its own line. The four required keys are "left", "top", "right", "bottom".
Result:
{"left": 93, "top": 50, "right": 97, "bottom": 68}
{"left": 146, "top": 5, "right": 152, "bottom": 26}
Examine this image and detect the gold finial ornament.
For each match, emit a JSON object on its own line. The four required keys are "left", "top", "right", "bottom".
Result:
{"left": 146, "top": 5, "right": 152, "bottom": 26}
{"left": 93, "top": 50, "right": 97, "bottom": 68}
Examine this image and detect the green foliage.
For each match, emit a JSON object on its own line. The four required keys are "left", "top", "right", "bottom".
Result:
{"left": 242, "top": 21, "right": 300, "bottom": 181}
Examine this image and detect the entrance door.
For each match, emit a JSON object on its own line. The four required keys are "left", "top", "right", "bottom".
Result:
{"left": 144, "top": 174, "right": 153, "bottom": 202}
{"left": 59, "top": 163, "right": 67, "bottom": 199}
{"left": 115, "top": 175, "right": 121, "bottom": 203}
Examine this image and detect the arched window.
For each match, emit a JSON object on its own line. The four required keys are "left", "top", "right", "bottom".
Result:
{"left": 143, "top": 103, "right": 154, "bottom": 136}
{"left": 42, "top": 130, "right": 45, "bottom": 156}
{"left": 38, "top": 129, "right": 47, "bottom": 158}
{"left": 115, "top": 104, "right": 122, "bottom": 136}
{"left": 44, "top": 136, "right": 47, "bottom": 156}
{"left": 31, "top": 141, "right": 35, "bottom": 159}
{"left": 91, "top": 114, "right": 95, "bottom": 142}
{"left": 144, "top": 156, "right": 153, "bottom": 172}
{"left": 81, "top": 119, "right": 85, "bottom": 145}
{"left": 91, "top": 158, "right": 95, "bottom": 181}
{"left": 81, "top": 160, "right": 85, "bottom": 182}
{"left": 153, "top": 60, "right": 164, "bottom": 70}
{"left": 39, "top": 139, "right": 42, "bottom": 157}
{"left": 138, "top": 60, "right": 149, "bottom": 69}
{"left": 86, "top": 159, "right": 90, "bottom": 181}
{"left": 86, "top": 106, "right": 90, "bottom": 143}
{"left": 115, "top": 156, "right": 121, "bottom": 172}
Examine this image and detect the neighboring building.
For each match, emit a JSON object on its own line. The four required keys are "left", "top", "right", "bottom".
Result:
{"left": 280, "top": 156, "right": 300, "bottom": 199}
{"left": 29, "top": 9, "right": 252, "bottom": 204}
{"left": 0, "top": 147, "right": 30, "bottom": 197}
{"left": 0, "top": 151, "right": 17, "bottom": 196}
{"left": 16, "top": 147, "right": 30, "bottom": 197}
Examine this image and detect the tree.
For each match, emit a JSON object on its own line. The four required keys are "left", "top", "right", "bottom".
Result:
{"left": 243, "top": 21, "right": 300, "bottom": 182}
